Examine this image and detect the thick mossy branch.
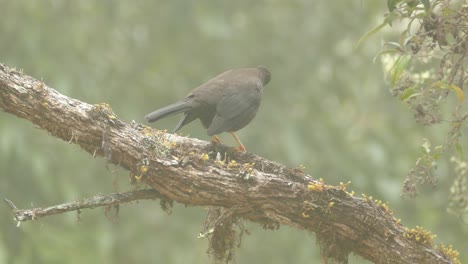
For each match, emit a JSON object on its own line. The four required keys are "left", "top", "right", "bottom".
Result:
{"left": 0, "top": 63, "right": 458, "bottom": 264}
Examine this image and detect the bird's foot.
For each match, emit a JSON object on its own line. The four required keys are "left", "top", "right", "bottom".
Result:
{"left": 229, "top": 132, "right": 247, "bottom": 152}
{"left": 234, "top": 144, "right": 246, "bottom": 152}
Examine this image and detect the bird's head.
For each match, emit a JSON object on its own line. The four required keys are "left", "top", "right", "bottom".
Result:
{"left": 256, "top": 66, "right": 271, "bottom": 85}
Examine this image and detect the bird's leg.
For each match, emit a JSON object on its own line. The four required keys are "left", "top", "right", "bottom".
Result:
{"left": 211, "top": 135, "right": 222, "bottom": 144}
{"left": 229, "top": 132, "right": 246, "bottom": 152}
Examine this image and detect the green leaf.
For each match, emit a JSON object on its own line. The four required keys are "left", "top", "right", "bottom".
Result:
{"left": 355, "top": 11, "right": 399, "bottom": 50}
{"left": 399, "top": 87, "right": 417, "bottom": 100}
{"left": 431, "top": 81, "right": 464, "bottom": 102}
{"left": 384, "top": 42, "right": 403, "bottom": 50}
{"left": 372, "top": 49, "right": 400, "bottom": 63}
{"left": 431, "top": 81, "right": 449, "bottom": 89}
{"left": 390, "top": 55, "right": 411, "bottom": 85}
{"left": 399, "top": 30, "right": 408, "bottom": 48}
{"left": 403, "top": 35, "right": 415, "bottom": 47}
{"left": 450, "top": 84, "right": 464, "bottom": 103}
{"left": 355, "top": 22, "right": 387, "bottom": 50}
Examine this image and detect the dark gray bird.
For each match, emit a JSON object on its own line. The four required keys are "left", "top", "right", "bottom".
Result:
{"left": 144, "top": 66, "right": 271, "bottom": 152}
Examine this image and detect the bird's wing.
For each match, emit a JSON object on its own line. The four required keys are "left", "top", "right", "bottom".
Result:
{"left": 207, "top": 83, "right": 262, "bottom": 136}
{"left": 172, "top": 111, "right": 197, "bottom": 133}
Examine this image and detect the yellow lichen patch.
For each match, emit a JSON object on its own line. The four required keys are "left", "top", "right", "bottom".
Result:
{"left": 436, "top": 243, "right": 461, "bottom": 264}
{"left": 157, "top": 134, "right": 176, "bottom": 149}
{"left": 373, "top": 199, "right": 393, "bottom": 215}
{"left": 215, "top": 159, "right": 225, "bottom": 166}
{"left": 380, "top": 203, "right": 392, "bottom": 214}
{"left": 296, "top": 164, "right": 306, "bottom": 173}
{"left": 302, "top": 201, "right": 316, "bottom": 218}
{"left": 141, "top": 127, "right": 154, "bottom": 137}
{"left": 42, "top": 102, "right": 49, "bottom": 107}
{"left": 201, "top": 153, "right": 209, "bottom": 161}
{"left": 34, "top": 81, "right": 45, "bottom": 90}
{"left": 233, "top": 162, "right": 255, "bottom": 179}
{"left": 91, "top": 102, "right": 113, "bottom": 115}
{"left": 307, "top": 181, "right": 325, "bottom": 192}
{"left": 227, "top": 160, "right": 238, "bottom": 170}
{"left": 323, "top": 200, "right": 336, "bottom": 214}
{"left": 339, "top": 181, "right": 351, "bottom": 191}
{"left": 403, "top": 226, "right": 436, "bottom": 246}
{"left": 89, "top": 102, "right": 120, "bottom": 123}
{"left": 140, "top": 165, "right": 148, "bottom": 174}
{"left": 97, "top": 102, "right": 112, "bottom": 110}
{"left": 134, "top": 165, "right": 148, "bottom": 181}
{"left": 145, "top": 129, "right": 177, "bottom": 153}
{"left": 210, "top": 157, "right": 256, "bottom": 178}
{"left": 166, "top": 140, "right": 177, "bottom": 148}
{"left": 361, "top": 193, "right": 371, "bottom": 202}
{"left": 359, "top": 193, "right": 395, "bottom": 216}
{"left": 396, "top": 218, "right": 401, "bottom": 225}
{"left": 241, "top": 162, "right": 255, "bottom": 173}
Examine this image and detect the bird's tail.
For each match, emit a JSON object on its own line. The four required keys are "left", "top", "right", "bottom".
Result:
{"left": 144, "top": 101, "right": 191, "bottom": 123}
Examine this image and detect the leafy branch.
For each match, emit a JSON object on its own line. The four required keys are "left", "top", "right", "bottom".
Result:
{"left": 359, "top": 0, "right": 467, "bottom": 217}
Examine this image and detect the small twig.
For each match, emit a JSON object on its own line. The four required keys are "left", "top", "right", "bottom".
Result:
{"left": 3, "top": 198, "right": 18, "bottom": 210}
{"left": 3, "top": 189, "right": 163, "bottom": 223}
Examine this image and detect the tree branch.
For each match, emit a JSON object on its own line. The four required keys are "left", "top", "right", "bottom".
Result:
{"left": 0, "top": 63, "right": 458, "bottom": 263}
{"left": 4, "top": 189, "right": 164, "bottom": 223}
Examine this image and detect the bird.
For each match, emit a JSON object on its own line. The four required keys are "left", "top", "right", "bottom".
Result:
{"left": 144, "top": 66, "right": 271, "bottom": 152}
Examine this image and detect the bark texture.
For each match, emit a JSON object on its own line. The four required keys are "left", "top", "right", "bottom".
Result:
{"left": 0, "top": 63, "right": 457, "bottom": 264}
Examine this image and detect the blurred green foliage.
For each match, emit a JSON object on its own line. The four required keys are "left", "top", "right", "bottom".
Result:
{"left": 0, "top": 1, "right": 466, "bottom": 263}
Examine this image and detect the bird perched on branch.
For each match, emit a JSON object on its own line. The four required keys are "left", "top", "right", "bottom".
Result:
{"left": 144, "top": 66, "right": 271, "bottom": 152}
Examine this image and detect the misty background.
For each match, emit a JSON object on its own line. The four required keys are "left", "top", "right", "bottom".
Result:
{"left": 0, "top": 1, "right": 466, "bottom": 263}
